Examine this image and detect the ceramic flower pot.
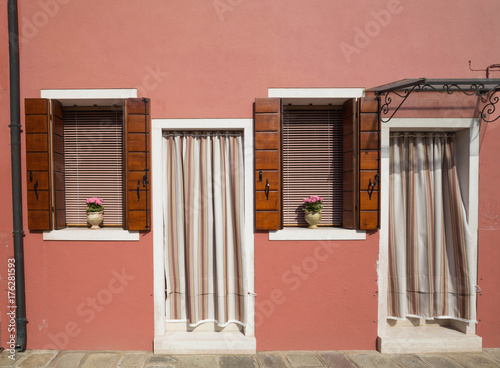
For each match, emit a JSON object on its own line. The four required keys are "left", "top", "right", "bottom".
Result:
{"left": 304, "top": 211, "right": 321, "bottom": 229}
{"left": 87, "top": 211, "right": 103, "bottom": 229}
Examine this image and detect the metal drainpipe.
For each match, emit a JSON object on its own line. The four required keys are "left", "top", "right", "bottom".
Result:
{"left": 8, "top": 0, "right": 28, "bottom": 351}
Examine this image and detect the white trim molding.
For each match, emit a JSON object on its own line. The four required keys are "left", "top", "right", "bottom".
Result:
{"left": 43, "top": 228, "right": 139, "bottom": 241}
{"left": 41, "top": 89, "right": 137, "bottom": 99}
{"left": 40, "top": 88, "right": 137, "bottom": 107}
{"left": 268, "top": 87, "right": 365, "bottom": 106}
{"left": 377, "top": 117, "right": 481, "bottom": 353}
{"left": 268, "top": 88, "right": 365, "bottom": 99}
{"left": 269, "top": 228, "right": 366, "bottom": 241}
{"left": 154, "top": 332, "right": 256, "bottom": 355}
{"left": 151, "top": 118, "right": 256, "bottom": 354}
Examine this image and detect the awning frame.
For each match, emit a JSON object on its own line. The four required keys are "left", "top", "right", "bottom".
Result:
{"left": 369, "top": 78, "right": 500, "bottom": 123}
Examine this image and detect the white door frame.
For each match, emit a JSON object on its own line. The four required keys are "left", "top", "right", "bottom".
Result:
{"left": 151, "top": 119, "right": 255, "bottom": 353}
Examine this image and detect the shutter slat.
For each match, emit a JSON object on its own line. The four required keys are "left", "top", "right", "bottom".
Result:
{"left": 342, "top": 99, "right": 357, "bottom": 229}
{"left": 53, "top": 100, "right": 66, "bottom": 229}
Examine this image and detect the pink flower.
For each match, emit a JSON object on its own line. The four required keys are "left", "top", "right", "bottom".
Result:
{"left": 302, "top": 195, "right": 324, "bottom": 213}
{"left": 86, "top": 197, "right": 103, "bottom": 206}
{"left": 303, "top": 195, "right": 324, "bottom": 204}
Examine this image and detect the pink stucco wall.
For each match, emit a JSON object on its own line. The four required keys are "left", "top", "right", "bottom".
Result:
{"left": 255, "top": 233, "right": 379, "bottom": 351}
{"left": 1, "top": 0, "right": 499, "bottom": 351}
{"left": 477, "top": 121, "right": 500, "bottom": 347}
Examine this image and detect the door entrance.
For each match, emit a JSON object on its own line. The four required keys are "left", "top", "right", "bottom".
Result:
{"left": 377, "top": 118, "right": 481, "bottom": 353}
{"left": 152, "top": 120, "right": 255, "bottom": 354}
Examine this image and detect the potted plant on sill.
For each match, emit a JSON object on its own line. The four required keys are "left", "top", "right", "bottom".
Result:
{"left": 86, "top": 197, "right": 104, "bottom": 229}
{"left": 303, "top": 195, "right": 323, "bottom": 229}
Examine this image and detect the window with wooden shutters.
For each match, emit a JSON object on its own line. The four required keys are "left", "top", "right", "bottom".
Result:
{"left": 282, "top": 106, "right": 343, "bottom": 227}
{"left": 254, "top": 95, "right": 380, "bottom": 232}
{"left": 63, "top": 107, "right": 124, "bottom": 226}
{"left": 24, "top": 97, "right": 151, "bottom": 232}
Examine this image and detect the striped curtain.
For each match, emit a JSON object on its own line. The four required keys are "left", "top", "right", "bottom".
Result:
{"left": 388, "top": 132, "right": 474, "bottom": 322}
{"left": 162, "top": 131, "right": 246, "bottom": 327}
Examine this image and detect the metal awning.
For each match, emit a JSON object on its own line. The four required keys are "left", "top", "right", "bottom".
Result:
{"left": 368, "top": 78, "right": 500, "bottom": 123}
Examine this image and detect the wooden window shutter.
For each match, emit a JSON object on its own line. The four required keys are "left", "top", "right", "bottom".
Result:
{"left": 342, "top": 98, "right": 357, "bottom": 229}
{"left": 357, "top": 93, "right": 380, "bottom": 230}
{"left": 25, "top": 98, "right": 53, "bottom": 230}
{"left": 254, "top": 98, "right": 282, "bottom": 230}
{"left": 124, "top": 98, "right": 151, "bottom": 231}
{"left": 52, "top": 100, "right": 66, "bottom": 229}
{"left": 342, "top": 95, "right": 380, "bottom": 230}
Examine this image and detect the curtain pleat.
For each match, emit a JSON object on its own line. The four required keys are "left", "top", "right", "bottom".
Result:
{"left": 163, "top": 131, "right": 246, "bottom": 327}
{"left": 388, "top": 132, "right": 474, "bottom": 322}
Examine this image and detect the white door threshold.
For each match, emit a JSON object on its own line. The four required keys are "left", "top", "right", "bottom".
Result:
{"left": 377, "top": 326, "right": 482, "bottom": 354}
{"left": 154, "top": 332, "right": 256, "bottom": 355}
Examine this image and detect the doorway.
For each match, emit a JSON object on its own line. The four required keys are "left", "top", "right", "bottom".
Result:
{"left": 377, "top": 118, "right": 482, "bottom": 353}
{"left": 152, "top": 119, "right": 256, "bottom": 354}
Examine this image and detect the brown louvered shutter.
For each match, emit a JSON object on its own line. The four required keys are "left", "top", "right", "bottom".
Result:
{"left": 124, "top": 98, "right": 151, "bottom": 231}
{"left": 342, "top": 95, "right": 380, "bottom": 230}
{"left": 342, "top": 98, "right": 357, "bottom": 229}
{"left": 254, "top": 98, "right": 282, "bottom": 230}
{"left": 25, "top": 98, "right": 52, "bottom": 230}
{"left": 52, "top": 100, "right": 66, "bottom": 229}
{"left": 358, "top": 94, "right": 380, "bottom": 230}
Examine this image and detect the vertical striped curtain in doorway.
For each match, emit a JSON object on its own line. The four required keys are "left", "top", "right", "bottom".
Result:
{"left": 163, "top": 131, "right": 246, "bottom": 327}
{"left": 388, "top": 132, "right": 474, "bottom": 321}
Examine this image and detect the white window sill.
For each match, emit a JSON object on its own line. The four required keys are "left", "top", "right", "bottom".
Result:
{"left": 43, "top": 228, "right": 140, "bottom": 241}
{"left": 268, "top": 227, "right": 366, "bottom": 241}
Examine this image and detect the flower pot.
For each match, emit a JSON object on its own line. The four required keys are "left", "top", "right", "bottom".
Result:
{"left": 87, "top": 211, "right": 103, "bottom": 229}
{"left": 304, "top": 211, "right": 321, "bottom": 229}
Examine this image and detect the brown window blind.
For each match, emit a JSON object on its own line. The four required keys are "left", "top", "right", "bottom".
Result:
{"left": 63, "top": 107, "right": 124, "bottom": 226}
{"left": 282, "top": 106, "right": 343, "bottom": 227}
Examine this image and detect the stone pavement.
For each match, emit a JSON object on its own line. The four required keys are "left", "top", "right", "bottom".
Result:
{"left": 1, "top": 349, "right": 500, "bottom": 368}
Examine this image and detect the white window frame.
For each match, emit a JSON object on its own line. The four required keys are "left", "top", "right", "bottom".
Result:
{"left": 152, "top": 119, "right": 256, "bottom": 354}
{"left": 377, "top": 117, "right": 481, "bottom": 352}
{"left": 39, "top": 89, "right": 139, "bottom": 241}
{"left": 267, "top": 88, "right": 367, "bottom": 241}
